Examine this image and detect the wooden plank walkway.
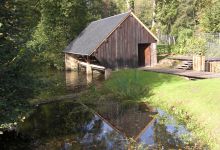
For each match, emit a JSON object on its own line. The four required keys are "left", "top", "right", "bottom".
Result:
{"left": 139, "top": 67, "right": 220, "bottom": 79}
{"left": 168, "top": 56, "right": 220, "bottom": 62}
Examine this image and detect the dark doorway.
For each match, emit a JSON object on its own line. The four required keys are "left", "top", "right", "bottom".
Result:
{"left": 138, "top": 43, "right": 151, "bottom": 67}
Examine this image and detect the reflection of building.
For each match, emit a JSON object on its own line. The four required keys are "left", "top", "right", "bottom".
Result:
{"left": 65, "top": 71, "right": 79, "bottom": 87}
{"left": 14, "top": 100, "right": 194, "bottom": 149}
{"left": 65, "top": 71, "right": 87, "bottom": 91}
{"left": 65, "top": 71, "right": 104, "bottom": 91}
{"left": 91, "top": 100, "right": 156, "bottom": 141}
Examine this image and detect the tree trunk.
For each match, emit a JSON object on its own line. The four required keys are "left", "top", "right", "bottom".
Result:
{"left": 152, "top": 0, "right": 156, "bottom": 28}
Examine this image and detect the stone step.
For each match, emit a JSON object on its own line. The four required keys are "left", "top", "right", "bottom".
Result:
{"left": 176, "top": 61, "right": 193, "bottom": 70}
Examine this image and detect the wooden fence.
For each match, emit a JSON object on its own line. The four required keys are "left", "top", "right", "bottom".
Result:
{"left": 209, "top": 62, "right": 220, "bottom": 73}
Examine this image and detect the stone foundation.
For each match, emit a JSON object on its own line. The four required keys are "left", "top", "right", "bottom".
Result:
{"left": 65, "top": 53, "right": 78, "bottom": 71}
{"left": 150, "top": 43, "right": 157, "bottom": 66}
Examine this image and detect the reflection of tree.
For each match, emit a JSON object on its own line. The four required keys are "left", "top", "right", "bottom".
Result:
{"left": 18, "top": 101, "right": 128, "bottom": 149}
{"left": 19, "top": 102, "right": 94, "bottom": 141}
{"left": 14, "top": 100, "right": 202, "bottom": 149}
{"left": 152, "top": 115, "right": 193, "bottom": 149}
{"left": 80, "top": 117, "right": 127, "bottom": 150}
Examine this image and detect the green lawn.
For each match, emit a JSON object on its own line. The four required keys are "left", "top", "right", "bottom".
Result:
{"left": 100, "top": 69, "right": 220, "bottom": 149}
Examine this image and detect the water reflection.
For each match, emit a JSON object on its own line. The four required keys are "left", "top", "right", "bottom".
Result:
{"left": 18, "top": 101, "right": 128, "bottom": 150}
{"left": 88, "top": 101, "right": 156, "bottom": 140}
{"left": 65, "top": 71, "right": 104, "bottom": 92}
{"left": 0, "top": 100, "right": 202, "bottom": 149}
{"left": 87, "top": 100, "right": 199, "bottom": 149}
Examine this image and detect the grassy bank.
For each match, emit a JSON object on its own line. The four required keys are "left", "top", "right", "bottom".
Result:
{"left": 88, "top": 69, "right": 220, "bottom": 149}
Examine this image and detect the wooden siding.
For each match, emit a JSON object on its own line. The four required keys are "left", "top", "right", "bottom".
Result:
{"left": 93, "top": 15, "right": 157, "bottom": 68}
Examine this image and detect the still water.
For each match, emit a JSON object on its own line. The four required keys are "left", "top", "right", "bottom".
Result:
{"left": 1, "top": 71, "right": 204, "bottom": 150}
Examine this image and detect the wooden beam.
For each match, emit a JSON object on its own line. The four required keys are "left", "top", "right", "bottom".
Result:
{"left": 78, "top": 61, "right": 105, "bottom": 71}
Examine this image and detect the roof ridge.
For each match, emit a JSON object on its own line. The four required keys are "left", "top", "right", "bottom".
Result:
{"left": 91, "top": 11, "right": 131, "bottom": 24}
{"left": 130, "top": 12, "right": 159, "bottom": 41}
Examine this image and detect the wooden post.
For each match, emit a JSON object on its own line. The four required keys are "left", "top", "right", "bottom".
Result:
{"left": 193, "top": 55, "right": 196, "bottom": 71}
{"left": 193, "top": 55, "right": 205, "bottom": 71}
{"left": 86, "top": 56, "right": 92, "bottom": 75}
{"left": 86, "top": 73, "right": 92, "bottom": 84}
{"left": 205, "top": 61, "right": 209, "bottom": 72}
{"left": 209, "top": 62, "right": 220, "bottom": 73}
{"left": 201, "top": 56, "right": 205, "bottom": 72}
{"left": 210, "top": 62, "right": 213, "bottom": 72}
{"left": 105, "top": 69, "right": 112, "bottom": 79}
{"left": 86, "top": 64, "right": 92, "bottom": 84}
{"left": 86, "top": 64, "right": 92, "bottom": 75}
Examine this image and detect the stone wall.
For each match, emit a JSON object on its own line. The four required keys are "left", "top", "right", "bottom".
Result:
{"left": 150, "top": 43, "right": 157, "bottom": 66}
{"left": 65, "top": 53, "right": 78, "bottom": 71}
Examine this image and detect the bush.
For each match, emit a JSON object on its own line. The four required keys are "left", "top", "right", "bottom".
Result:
{"left": 157, "top": 45, "right": 172, "bottom": 55}
{"left": 171, "top": 28, "right": 193, "bottom": 54}
{"left": 185, "top": 36, "right": 207, "bottom": 55}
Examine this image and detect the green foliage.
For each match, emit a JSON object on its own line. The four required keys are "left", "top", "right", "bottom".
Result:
{"left": 200, "top": 1, "right": 220, "bottom": 32}
{"left": 156, "top": 0, "right": 179, "bottom": 34}
{"left": 26, "top": 0, "right": 122, "bottom": 70}
{"left": 0, "top": 0, "right": 122, "bottom": 129}
{"left": 172, "top": 34, "right": 207, "bottom": 55}
{"left": 186, "top": 36, "right": 207, "bottom": 55}
{"left": 0, "top": 0, "right": 40, "bottom": 129}
{"left": 134, "top": 0, "right": 154, "bottom": 27}
{"left": 157, "top": 45, "right": 172, "bottom": 55}
{"left": 172, "top": 28, "right": 193, "bottom": 54}
{"left": 155, "top": 0, "right": 219, "bottom": 36}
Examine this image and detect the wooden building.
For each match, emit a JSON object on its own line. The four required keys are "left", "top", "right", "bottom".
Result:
{"left": 64, "top": 11, "right": 158, "bottom": 70}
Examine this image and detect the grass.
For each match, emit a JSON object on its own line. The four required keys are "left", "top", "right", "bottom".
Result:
{"left": 148, "top": 76, "right": 220, "bottom": 149}
{"left": 93, "top": 69, "right": 220, "bottom": 149}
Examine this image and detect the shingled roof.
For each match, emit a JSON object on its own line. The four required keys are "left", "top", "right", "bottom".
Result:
{"left": 64, "top": 12, "right": 130, "bottom": 55}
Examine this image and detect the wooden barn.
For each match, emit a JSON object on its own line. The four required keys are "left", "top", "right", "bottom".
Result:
{"left": 64, "top": 11, "right": 158, "bottom": 71}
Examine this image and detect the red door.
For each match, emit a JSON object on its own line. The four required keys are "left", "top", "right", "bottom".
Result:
{"left": 138, "top": 44, "right": 151, "bottom": 67}
{"left": 145, "top": 45, "right": 151, "bottom": 66}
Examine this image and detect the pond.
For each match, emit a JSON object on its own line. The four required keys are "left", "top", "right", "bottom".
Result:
{"left": 0, "top": 71, "right": 204, "bottom": 149}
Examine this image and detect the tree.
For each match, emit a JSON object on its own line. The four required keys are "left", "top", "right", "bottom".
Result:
{"left": 199, "top": 0, "right": 220, "bottom": 32}
{"left": 0, "top": 0, "right": 40, "bottom": 128}
{"left": 0, "top": 0, "right": 122, "bottom": 128}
